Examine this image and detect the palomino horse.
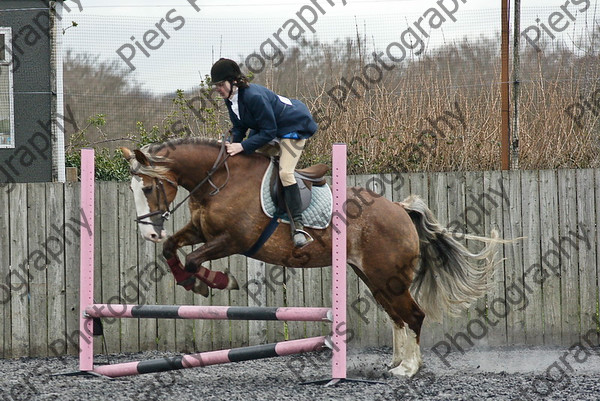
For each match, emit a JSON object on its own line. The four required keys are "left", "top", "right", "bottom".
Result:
{"left": 121, "top": 138, "right": 501, "bottom": 377}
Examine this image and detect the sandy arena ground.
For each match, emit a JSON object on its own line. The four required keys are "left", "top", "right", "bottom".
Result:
{"left": 1, "top": 346, "right": 600, "bottom": 400}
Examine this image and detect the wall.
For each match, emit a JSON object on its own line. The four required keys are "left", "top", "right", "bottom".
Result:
{"left": 0, "top": 1, "right": 53, "bottom": 185}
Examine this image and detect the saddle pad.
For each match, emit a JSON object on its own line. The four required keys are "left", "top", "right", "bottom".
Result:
{"left": 260, "top": 161, "right": 332, "bottom": 229}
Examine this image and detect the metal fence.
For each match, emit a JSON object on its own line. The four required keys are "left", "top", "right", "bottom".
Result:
{"left": 53, "top": 2, "right": 600, "bottom": 172}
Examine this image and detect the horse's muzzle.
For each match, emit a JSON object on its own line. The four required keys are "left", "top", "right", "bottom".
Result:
{"left": 144, "top": 229, "right": 167, "bottom": 243}
{"left": 135, "top": 211, "right": 169, "bottom": 242}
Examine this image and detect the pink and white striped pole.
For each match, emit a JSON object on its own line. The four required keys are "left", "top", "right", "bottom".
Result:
{"left": 93, "top": 336, "right": 327, "bottom": 378}
{"left": 331, "top": 143, "right": 347, "bottom": 383}
{"left": 79, "top": 148, "right": 95, "bottom": 372}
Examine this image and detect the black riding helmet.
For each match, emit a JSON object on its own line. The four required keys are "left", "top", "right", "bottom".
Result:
{"left": 210, "top": 58, "right": 242, "bottom": 84}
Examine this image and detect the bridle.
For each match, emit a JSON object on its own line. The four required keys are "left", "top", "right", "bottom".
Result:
{"left": 135, "top": 139, "right": 231, "bottom": 228}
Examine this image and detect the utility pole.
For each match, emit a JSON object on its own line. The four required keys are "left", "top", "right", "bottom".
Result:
{"left": 501, "top": 0, "right": 510, "bottom": 170}
{"left": 511, "top": 0, "right": 521, "bottom": 169}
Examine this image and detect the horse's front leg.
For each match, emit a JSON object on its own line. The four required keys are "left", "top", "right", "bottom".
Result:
{"left": 162, "top": 222, "right": 210, "bottom": 296}
{"left": 183, "top": 233, "right": 239, "bottom": 291}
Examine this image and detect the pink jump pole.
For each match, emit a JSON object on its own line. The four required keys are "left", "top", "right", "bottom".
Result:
{"left": 93, "top": 336, "right": 327, "bottom": 378}
{"left": 79, "top": 148, "right": 95, "bottom": 372}
{"left": 309, "top": 144, "right": 379, "bottom": 386}
{"left": 85, "top": 304, "right": 331, "bottom": 321}
{"left": 330, "top": 143, "right": 347, "bottom": 384}
{"left": 69, "top": 145, "right": 364, "bottom": 384}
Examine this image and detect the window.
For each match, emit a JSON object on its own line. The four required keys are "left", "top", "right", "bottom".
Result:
{"left": 0, "top": 27, "right": 14, "bottom": 148}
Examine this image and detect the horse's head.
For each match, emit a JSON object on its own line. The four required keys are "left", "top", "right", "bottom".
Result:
{"left": 121, "top": 147, "right": 178, "bottom": 243}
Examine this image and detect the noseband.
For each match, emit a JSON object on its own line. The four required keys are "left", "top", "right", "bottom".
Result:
{"left": 135, "top": 140, "right": 230, "bottom": 227}
{"left": 134, "top": 178, "right": 174, "bottom": 227}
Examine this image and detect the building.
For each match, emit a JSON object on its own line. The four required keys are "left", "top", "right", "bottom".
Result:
{"left": 0, "top": 0, "right": 65, "bottom": 186}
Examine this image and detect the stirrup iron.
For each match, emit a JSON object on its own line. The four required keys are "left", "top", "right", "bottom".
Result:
{"left": 293, "top": 228, "right": 313, "bottom": 248}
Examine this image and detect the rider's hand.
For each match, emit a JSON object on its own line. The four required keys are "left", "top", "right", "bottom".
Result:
{"left": 226, "top": 142, "right": 244, "bottom": 156}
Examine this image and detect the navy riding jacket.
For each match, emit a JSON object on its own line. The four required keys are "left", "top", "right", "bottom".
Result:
{"left": 224, "top": 84, "right": 318, "bottom": 154}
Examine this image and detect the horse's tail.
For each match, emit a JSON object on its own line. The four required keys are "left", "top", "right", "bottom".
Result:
{"left": 399, "top": 195, "right": 503, "bottom": 322}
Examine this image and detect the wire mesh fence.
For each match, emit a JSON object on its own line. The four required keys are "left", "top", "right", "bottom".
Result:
{"left": 3, "top": 0, "right": 600, "bottom": 173}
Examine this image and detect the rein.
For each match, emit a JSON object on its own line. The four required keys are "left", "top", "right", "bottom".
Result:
{"left": 135, "top": 139, "right": 231, "bottom": 226}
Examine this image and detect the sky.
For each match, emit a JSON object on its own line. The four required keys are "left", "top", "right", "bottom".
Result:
{"left": 59, "top": 0, "right": 599, "bottom": 93}
{"left": 75, "top": 0, "right": 591, "bottom": 17}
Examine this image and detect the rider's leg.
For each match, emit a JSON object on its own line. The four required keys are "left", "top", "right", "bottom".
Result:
{"left": 279, "top": 139, "right": 311, "bottom": 247}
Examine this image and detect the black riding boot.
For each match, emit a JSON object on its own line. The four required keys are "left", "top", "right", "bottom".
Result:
{"left": 283, "top": 183, "right": 312, "bottom": 247}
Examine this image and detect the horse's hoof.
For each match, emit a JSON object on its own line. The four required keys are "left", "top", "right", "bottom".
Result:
{"left": 225, "top": 273, "right": 239, "bottom": 290}
{"left": 192, "top": 279, "right": 209, "bottom": 297}
{"left": 388, "top": 360, "right": 421, "bottom": 377}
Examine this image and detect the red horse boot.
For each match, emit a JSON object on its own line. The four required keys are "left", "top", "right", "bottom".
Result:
{"left": 166, "top": 256, "right": 209, "bottom": 296}
{"left": 194, "top": 266, "right": 239, "bottom": 290}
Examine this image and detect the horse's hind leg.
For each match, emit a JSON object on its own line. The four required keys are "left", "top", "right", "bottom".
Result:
{"left": 372, "top": 288, "right": 424, "bottom": 377}
{"left": 352, "top": 262, "right": 425, "bottom": 377}
{"left": 388, "top": 293, "right": 425, "bottom": 377}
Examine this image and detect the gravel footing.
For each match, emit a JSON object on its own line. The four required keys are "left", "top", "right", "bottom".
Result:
{"left": 1, "top": 346, "right": 600, "bottom": 400}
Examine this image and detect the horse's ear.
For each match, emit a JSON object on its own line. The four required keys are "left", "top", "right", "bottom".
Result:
{"left": 120, "top": 147, "right": 134, "bottom": 161}
{"left": 133, "top": 149, "right": 150, "bottom": 166}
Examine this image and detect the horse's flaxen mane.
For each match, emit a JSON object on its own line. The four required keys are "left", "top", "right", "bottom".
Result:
{"left": 142, "top": 137, "right": 221, "bottom": 155}
{"left": 132, "top": 137, "right": 220, "bottom": 179}
{"left": 129, "top": 157, "right": 172, "bottom": 180}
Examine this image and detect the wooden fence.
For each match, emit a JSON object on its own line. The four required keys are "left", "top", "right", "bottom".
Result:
{"left": 1, "top": 169, "right": 599, "bottom": 359}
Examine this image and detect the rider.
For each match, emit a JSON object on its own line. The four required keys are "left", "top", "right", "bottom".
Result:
{"left": 210, "top": 58, "right": 318, "bottom": 247}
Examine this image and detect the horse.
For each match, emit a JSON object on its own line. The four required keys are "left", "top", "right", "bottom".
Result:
{"left": 121, "top": 137, "right": 502, "bottom": 377}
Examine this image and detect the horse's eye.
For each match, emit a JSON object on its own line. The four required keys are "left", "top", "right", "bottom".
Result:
{"left": 142, "top": 186, "right": 153, "bottom": 194}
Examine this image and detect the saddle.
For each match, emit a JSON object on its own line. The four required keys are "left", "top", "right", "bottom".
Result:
{"left": 247, "top": 158, "right": 332, "bottom": 256}
{"left": 269, "top": 158, "right": 329, "bottom": 214}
